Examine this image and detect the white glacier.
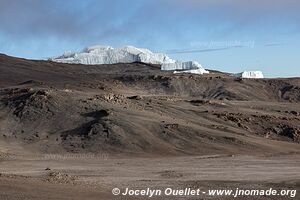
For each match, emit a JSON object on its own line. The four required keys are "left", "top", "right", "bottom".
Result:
{"left": 50, "top": 45, "right": 209, "bottom": 74}
{"left": 161, "top": 61, "right": 202, "bottom": 70}
{"left": 234, "top": 71, "right": 264, "bottom": 79}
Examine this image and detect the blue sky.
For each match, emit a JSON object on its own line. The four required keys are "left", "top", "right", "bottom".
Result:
{"left": 0, "top": 0, "right": 299, "bottom": 77}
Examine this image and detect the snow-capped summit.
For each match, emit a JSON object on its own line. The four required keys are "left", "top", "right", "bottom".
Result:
{"left": 51, "top": 45, "right": 175, "bottom": 65}
{"left": 50, "top": 45, "right": 209, "bottom": 74}
{"left": 235, "top": 71, "right": 264, "bottom": 79}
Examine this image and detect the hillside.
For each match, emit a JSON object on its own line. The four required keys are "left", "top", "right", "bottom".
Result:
{"left": 0, "top": 54, "right": 300, "bottom": 156}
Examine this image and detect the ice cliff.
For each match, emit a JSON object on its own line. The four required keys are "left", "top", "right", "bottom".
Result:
{"left": 50, "top": 45, "right": 209, "bottom": 74}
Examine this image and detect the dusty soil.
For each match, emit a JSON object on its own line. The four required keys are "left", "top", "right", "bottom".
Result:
{"left": 0, "top": 54, "right": 299, "bottom": 199}
{"left": 0, "top": 154, "right": 299, "bottom": 200}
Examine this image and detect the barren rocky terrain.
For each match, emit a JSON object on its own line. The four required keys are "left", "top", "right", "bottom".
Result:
{"left": 0, "top": 54, "right": 299, "bottom": 199}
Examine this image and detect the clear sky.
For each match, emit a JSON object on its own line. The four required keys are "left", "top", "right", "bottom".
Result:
{"left": 0, "top": 0, "right": 299, "bottom": 77}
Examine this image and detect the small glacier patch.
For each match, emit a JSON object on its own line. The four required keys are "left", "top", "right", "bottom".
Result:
{"left": 234, "top": 71, "right": 264, "bottom": 79}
